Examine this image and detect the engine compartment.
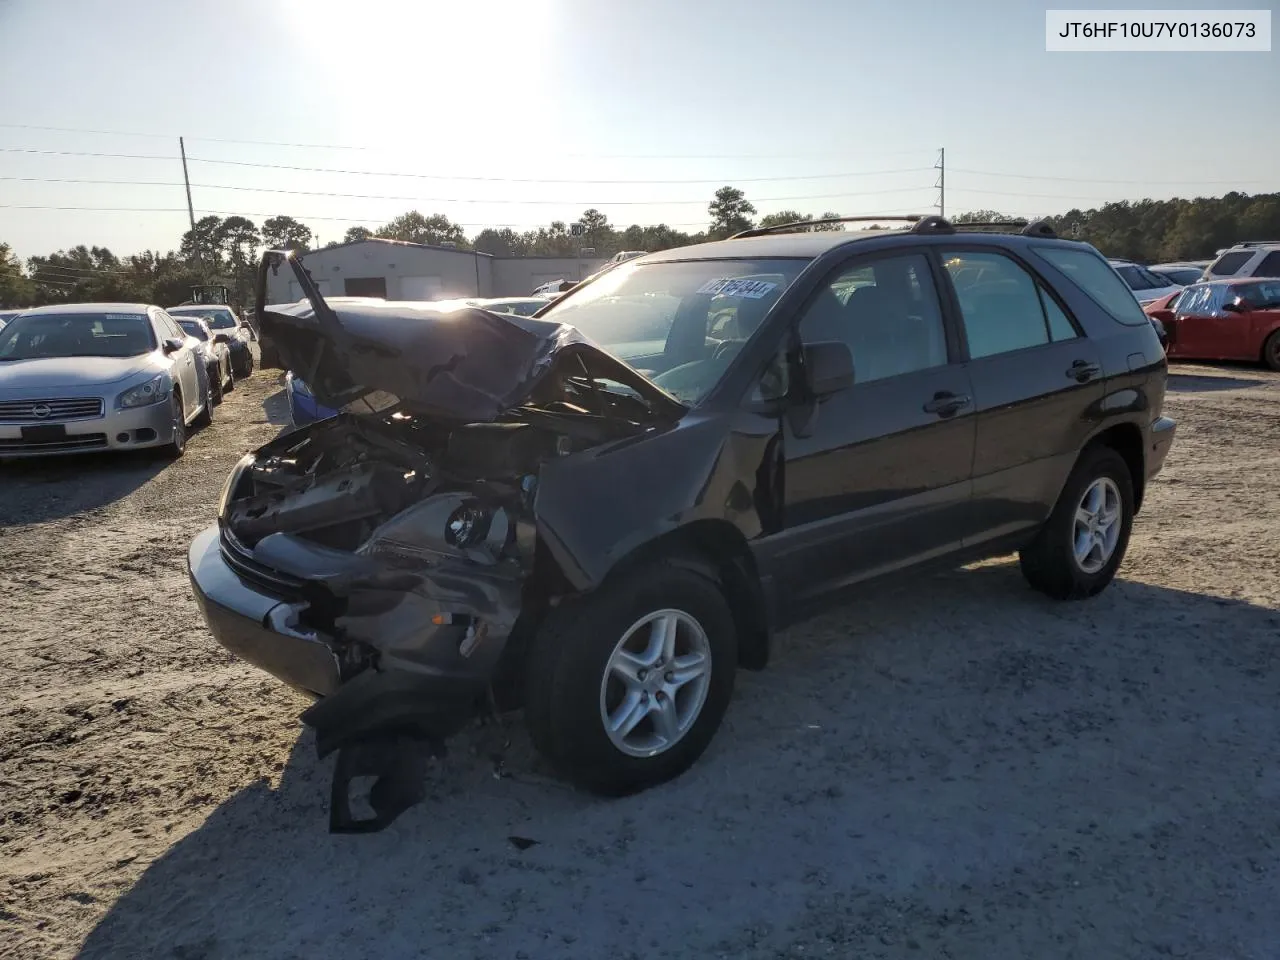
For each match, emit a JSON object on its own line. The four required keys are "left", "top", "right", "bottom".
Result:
{"left": 223, "top": 357, "right": 666, "bottom": 559}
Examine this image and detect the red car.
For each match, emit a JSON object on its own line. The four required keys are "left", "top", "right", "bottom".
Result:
{"left": 1143, "top": 279, "right": 1280, "bottom": 370}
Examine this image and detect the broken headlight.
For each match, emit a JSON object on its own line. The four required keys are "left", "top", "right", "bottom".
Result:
{"left": 445, "top": 503, "right": 492, "bottom": 548}
{"left": 359, "top": 493, "right": 513, "bottom": 566}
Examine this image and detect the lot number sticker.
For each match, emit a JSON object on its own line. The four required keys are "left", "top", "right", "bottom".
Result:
{"left": 696, "top": 278, "right": 778, "bottom": 299}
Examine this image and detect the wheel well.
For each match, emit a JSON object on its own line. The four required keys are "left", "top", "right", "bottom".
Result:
{"left": 1086, "top": 423, "right": 1145, "bottom": 511}
{"left": 602, "top": 521, "right": 771, "bottom": 671}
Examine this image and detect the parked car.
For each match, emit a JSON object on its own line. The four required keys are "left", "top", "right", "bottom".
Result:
{"left": 1201, "top": 243, "right": 1280, "bottom": 282}
{"left": 284, "top": 368, "right": 333, "bottom": 426}
{"left": 0, "top": 303, "right": 211, "bottom": 458}
{"left": 1146, "top": 279, "right": 1280, "bottom": 369}
{"left": 1108, "top": 259, "right": 1184, "bottom": 305}
{"left": 175, "top": 317, "right": 234, "bottom": 405}
{"left": 166, "top": 304, "right": 255, "bottom": 378}
{"left": 1149, "top": 262, "right": 1210, "bottom": 286}
{"left": 189, "top": 224, "right": 1175, "bottom": 832}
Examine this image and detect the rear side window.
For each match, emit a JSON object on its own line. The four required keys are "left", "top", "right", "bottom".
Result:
{"left": 1208, "top": 251, "right": 1252, "bottom": 277}
{"left": 942, "top": 250, "right": 1077, "bottom": 357}
{"left": 1253, "top": 251, "right": 1280, "bottom": 277}
{"left": 1032, "top": 246, "right": 1149, "bottom": 326}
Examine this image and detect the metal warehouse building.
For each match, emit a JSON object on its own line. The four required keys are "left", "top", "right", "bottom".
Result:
{"left": 265, "top": 238, "right": 606, "bottom": 303}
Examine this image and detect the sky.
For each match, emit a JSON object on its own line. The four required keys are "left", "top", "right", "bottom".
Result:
{"left": 0, "top": 0, "right": 1277, "bottom": 260}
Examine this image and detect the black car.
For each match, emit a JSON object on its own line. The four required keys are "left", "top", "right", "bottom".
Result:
{"left": 167, "top": 304, "right": 255, "bottom": 378}
{"left": 175, "top": 317, "right": 235, "bottom": 404}
{"left": 188, "top": 219, "right": 1176, "bottom": 832}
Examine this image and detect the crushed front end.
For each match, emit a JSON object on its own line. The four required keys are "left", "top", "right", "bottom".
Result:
{"left": 190, "top": 405, "right": 594, "bottom": 829}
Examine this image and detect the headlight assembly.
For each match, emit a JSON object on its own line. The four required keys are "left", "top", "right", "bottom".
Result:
{"left": 116, "top": 374, "right": 169, "bottom": 409}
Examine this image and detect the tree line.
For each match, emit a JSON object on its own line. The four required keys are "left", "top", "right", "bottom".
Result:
{"left": 3, "top": 187, "right": 1278, "bottom": 309}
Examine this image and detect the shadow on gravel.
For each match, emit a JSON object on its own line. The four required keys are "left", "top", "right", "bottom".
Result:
{"left": 1167, "top": 371, "right": 1268, "bottom": 393}
{"left": 0, "top": 452, "right": 169, "bottom": 525}
{"left": 76, "top": 562, "right": 1280, "bottom": 960}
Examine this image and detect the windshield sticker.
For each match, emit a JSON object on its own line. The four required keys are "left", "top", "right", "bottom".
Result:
{"left": 104, "top": 314, "right": 146, "bottom": 320}
{"left": 696, "top": 278, "right": 778, "bottom": 299}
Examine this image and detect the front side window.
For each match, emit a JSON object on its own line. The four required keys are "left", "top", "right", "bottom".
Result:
{"left": 1032, "top": 246, "right": 1150, "bottom": 326}
{"left": 797, "top": 252, "right": 948, "bottom": 384}
{"left": 0, "top": 312, "right": 157, "bottom": 360}
{"left": 537, "top": 257, "right": 809, "bottom": 405}
{"left": 1207, "top": 251, "right": 1252, "bottom": 277}
{"left": 943, "top": 250, "right": 1070, "bottom": 358}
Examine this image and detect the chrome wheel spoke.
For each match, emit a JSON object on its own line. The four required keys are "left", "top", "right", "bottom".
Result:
{"left": 609, "top": 691, "right": 649, "bottom": 738}
{"left": 1073, "top": 477, "right": 1123, "bottom": 574}
{"left": 668, "top": 652, "right": 709, "bottom": 689}
{"left": 651, "top": 695, "right": 680, "bottom": 743}
{"left": 610, "top": 650, "right": 649, "bottom": 684}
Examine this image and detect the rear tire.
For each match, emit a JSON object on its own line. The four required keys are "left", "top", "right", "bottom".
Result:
{"left": 1019, "top": 446, "right": 1134, "bottom": 600}
{"left": 524, "top": 557, "right": 738, "bottom": 796}
{"left": 1262, "top": 330, "right": 1280, "bottom": 372}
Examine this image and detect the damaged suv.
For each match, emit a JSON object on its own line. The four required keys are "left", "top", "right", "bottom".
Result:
{"left": 189, "top": 216, "right": 1175, "bottom": 831}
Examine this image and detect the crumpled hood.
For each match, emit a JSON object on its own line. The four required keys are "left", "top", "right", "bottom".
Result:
{"left": 257, "top": 250, "right": 681, "bottom": 423}
{"left": 0, "top": 355, "right": 155, "bottom": 392}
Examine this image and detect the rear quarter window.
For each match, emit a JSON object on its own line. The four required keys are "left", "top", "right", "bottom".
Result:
{"left": 1031, "top": 246, "right": 1149, "bottom": 326}
{"left": 1208, "top": 251, "right": 1253, "bottom": 277}
{"left": 1252, "top": 251, "right": 1280, "bottom": 278}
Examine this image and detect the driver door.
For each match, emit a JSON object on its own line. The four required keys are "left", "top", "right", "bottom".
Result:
{"left": 774, "top": 250, "right": 976, "bottom": 603}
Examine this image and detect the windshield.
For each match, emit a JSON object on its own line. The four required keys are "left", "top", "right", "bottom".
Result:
{"left": 177, "top": 320, "right": 209, "bottom": 341}
{"left": 171, "top": 306, "right": 237, "bottom": 329}
{"left": 538, "top": 258, "right": 809, "bottom": 404}
{"left": 0, "top": 312, "right": 157, "bottom": 360}
{"left": 1156, "top": 267, "right": 1202, "bottom": 285}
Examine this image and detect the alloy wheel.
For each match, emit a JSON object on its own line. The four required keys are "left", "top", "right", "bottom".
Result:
{"left": 1073, "top": 477, "right": 1121, "bottom": 574}
{"left": 598, "top": 609, "right": 712, "bottom": 758}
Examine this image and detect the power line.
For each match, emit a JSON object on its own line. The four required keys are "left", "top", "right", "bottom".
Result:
{"left": 951, "top": 167, "right": 1278, "bottom": 187}
{"left": 0, "top": 122, "right": 939, "bottom": 159}
{"left": 0, "top": 175, "right": 931, "bottom": 206}
{"left": 0, "top": 145, "right": 931, "bottom": 184}
{"left": 185, "top": 157, "right": 932, "bottom": 185}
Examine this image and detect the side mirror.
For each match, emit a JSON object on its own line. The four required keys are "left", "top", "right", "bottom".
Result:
{"left": 213, "top": 332, "right": 231, "bottom": 344}
{"left": 802, "top": 340, "right": 855, "bottom": 397}
{"left": 162, "top": 337, "right": 184, "bottom": 354}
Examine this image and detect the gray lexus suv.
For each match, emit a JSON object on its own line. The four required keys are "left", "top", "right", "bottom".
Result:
{"left": 189, "top": 216, "right": 1176, "bottom": 831}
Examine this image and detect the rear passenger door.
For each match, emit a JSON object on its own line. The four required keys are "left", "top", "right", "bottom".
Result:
{"left": 937, "top": 248, "right": 1104, "bottom": 547}
{"left": 777, "top": 250, "right": 977, "bottom": 601}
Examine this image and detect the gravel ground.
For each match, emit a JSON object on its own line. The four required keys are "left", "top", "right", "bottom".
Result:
{"left": 2, "top": 360, "right": 1278, "bottom": 960}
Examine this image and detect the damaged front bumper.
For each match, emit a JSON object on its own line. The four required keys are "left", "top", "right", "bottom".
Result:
{"left": 187, "top": 524, "right": 521, "bottom": 832}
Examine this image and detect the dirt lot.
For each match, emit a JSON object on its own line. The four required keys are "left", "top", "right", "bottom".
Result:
{"left": 2, "top": 361, "right": 1278, "bottom": 960}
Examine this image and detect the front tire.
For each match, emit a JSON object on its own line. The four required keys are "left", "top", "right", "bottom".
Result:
{"left": 163, "top": 392, "right": 187, "bottom": 459}
{"left": 209, "top": 364, "right": 223, "bottom": 405}
{"left": 1019, "top": 446, "right": 1134, "bottom": 600}
{"left": 524, "top": 558, "right": 738, "bottom": 796}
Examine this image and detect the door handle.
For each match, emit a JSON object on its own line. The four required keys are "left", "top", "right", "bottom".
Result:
{"left": 923, "top": 391, "right": 972, "bottom": 417}
{"left": 1067, "top": 359, "right": 1101, "bottom": 382}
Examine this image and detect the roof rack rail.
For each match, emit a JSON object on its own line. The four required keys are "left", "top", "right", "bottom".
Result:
{"left": 730, "top": 214, "right": 927, "bottom": 239}
{"left": 913, "top": 217, "right": 1059, "bottom": 239}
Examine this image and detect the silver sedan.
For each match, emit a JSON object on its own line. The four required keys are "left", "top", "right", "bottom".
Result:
{"left": 0, "top": 303, "right": 212, "bottom": 459}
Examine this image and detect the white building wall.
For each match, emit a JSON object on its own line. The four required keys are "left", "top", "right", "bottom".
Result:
{"left": 265, "top": 241, "right": 604, "bottom": 305}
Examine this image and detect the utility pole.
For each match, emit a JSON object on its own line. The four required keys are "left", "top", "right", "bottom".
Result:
{"left": 179, "top": 137, "right": 196, "bottom": 233}
{"left": 934, "top": 147, "right": 945, "bottom": 219}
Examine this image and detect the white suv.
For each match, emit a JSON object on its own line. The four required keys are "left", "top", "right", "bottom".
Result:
{"left": 1203, "top": 243, "right": 1280, "bottom": 282}
{"left": 1107, "top": 259, "right": 1184, "bottom": 305}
